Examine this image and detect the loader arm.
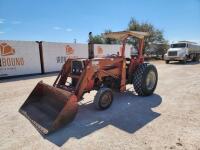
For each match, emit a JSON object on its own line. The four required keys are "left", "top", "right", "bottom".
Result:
{"left": 75, "top": 61, "right": 95, "bottom": 100}
{"left": 53, "top": 59, "right": 72, "bottom": 86}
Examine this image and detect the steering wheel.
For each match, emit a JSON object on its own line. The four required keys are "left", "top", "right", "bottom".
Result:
{"left": 110, "top": 54, "right": 118, "bottom": 57}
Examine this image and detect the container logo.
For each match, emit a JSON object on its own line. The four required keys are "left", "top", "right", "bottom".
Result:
{"left": 0, "top": 43, "right": 24, "bottom": 69}
{"left": 56, "top": 45, "right": 75, "bottom": 63}
{"left": 0, "top": 43, "right": 15, "bottom": 56}
{"left": 65, "top": 45, "right": 74, "bottom": 55}
{"left": 97, "top": 46, "right": 103, "bottom": 54}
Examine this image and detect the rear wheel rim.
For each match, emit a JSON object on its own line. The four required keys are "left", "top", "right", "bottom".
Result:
{"left": 100, "top": 92, "right": 112, "bottom": 108}
{"left": 146, "top": 71, "right": 156, "bottom": 90}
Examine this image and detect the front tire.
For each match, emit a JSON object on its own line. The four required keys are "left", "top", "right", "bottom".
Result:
{"left": 165, "top": 60, "right": 169, "bottom": 64}
{"left": 94, "top": 88, "right": 113, "bottom": 110}
{"left": 133, "top": 63, "right": 158, "bottom": 96}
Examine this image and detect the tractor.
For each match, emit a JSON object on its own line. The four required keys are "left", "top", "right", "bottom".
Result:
{"left": 19, "top": 31, "right": 158, "bottom": 134}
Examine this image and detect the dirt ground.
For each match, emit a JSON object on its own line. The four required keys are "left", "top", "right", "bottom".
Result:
{"left": 0, "top": 60, "right": 200, "bottom": 150}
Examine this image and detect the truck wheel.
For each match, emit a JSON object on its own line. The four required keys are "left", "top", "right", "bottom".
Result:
{"left": 133, "top": 63, "right": 158, "bottom": 96}
{"left": 192, "top": 56, "right": 196, "bottom": 62}
{"left": 195, "top": 55, "right": 199, "bottom": 62}
{"left": 165, "top": 60, "right": 169, "bottom": 64}
{"left": 181, "top": 59, "right": 187, "bottom": 64}
{"left": 94, "top": 88, "right": 113, "bottom": 110}
{"left": 192, "top": 55, "right": 199, "bottom": 62}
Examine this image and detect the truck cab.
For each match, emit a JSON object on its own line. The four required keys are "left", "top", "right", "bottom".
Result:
{"left": 164, "top": 42, "right": 188, "bottom": 64}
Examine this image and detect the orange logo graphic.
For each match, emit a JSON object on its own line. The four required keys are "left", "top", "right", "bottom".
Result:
{"left": 97, "top": 46, "right": 103, "bottom": 54}
{"left": 0, "top": 43, "right": 15, "bottom": 56}
{"left": 65, "top": 45, "right": 74, "bottom": 55}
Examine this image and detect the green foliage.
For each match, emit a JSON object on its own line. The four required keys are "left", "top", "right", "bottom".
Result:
{"left": 89, "top": 35, "right": 104, "bottom": 44}
{"left": 103, "top": 29, "right": 120, "bottom": 44}
{"left": 89, "top": 17, "right": 168, "bottom": 54}
{"left": 128, "top": 17, "right": 168, "bottom": 53}
{"left": 147, "top": 42, "right": 169, "bottom": 59}
{"left": 89, "top": 29, "right": 120, "bottom": 44}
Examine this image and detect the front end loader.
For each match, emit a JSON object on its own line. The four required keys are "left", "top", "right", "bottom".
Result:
{"left": 19, "top": 31, "right": 158, "bottom": 134}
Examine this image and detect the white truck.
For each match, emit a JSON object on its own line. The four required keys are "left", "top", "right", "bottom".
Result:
{"left": 164, "top": 41, "right": 200, "bottom": 64}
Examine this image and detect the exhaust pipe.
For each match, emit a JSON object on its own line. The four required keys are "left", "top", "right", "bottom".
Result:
{"left": 88, "top": 32, "right": 94, "bottom": 59}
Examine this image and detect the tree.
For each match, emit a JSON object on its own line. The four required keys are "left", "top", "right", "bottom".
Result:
{"left": 89, "top": 29, "right": 119, "bottom": 44}
{"left": 89, "top": 17, "right": 168, "bottom": 55}
{"left": 102, "top": 29, "right": 119, "bottom": 44}
{"left": 89, "top": 34, "right": 104, "bottom": 44}
{"left": 128, "top": 17, "right": 168, "bottom": 53}
{"left": 148, "top": 42, "right": 169, "bottom": 59}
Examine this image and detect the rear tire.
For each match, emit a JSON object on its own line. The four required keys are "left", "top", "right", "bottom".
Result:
{"left": 94, "top": 88, "right": 113, "bottom": 110}
{"left": 133, "top": 63, "right": 158, "bottom": 96}
{"left": 165, "top": 60, "right": 169, "bottom": 64}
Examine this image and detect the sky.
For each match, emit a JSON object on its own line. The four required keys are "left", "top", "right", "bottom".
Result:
{"left": 0, "top": 0, "right": 200, "bottom": 43}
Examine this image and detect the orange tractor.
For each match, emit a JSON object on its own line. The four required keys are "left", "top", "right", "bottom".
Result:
{"left": 19, "top": 31, "right": 158, "bottom": 134}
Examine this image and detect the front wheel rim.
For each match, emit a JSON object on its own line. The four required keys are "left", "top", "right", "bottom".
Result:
{"left": 100, "top": 92, "right": 112, "bottom": 108}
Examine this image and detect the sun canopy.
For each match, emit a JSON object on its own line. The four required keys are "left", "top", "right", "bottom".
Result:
{"left": 103, "top": 31, "right": 149, "bottom": 40}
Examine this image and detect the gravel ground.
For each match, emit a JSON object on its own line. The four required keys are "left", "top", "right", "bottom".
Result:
{"left": 0, "top": 61, "right": 200, "bottom": 150}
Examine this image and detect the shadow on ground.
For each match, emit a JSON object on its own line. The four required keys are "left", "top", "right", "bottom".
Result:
{"left": 0, "top": 72, "right": 58, "bottom": 83}
{"left": 168, "top": 61, "right": 200, "bottom": 65}
{"left": 45, "top": 92, "right": 162, "bottom": 146}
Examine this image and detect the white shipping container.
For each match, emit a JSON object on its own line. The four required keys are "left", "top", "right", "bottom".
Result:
{"left": 94, "top": 44, "right": 133, "bottom": 58}
{"left": 0, "top": 40, "right": 41, "bottom": 78}
{"left": 42, "top": 42, "right": 88, "bottom": 73}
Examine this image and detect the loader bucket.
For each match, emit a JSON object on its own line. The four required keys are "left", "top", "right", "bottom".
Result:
{"left": 19, "top": 81, "right": 78, "bottom": 135}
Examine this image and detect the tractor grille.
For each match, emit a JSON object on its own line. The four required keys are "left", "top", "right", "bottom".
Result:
{"left": 168, "top": 51, "right": 177, "bottom": 56}
{"left": 71, "top": 60, "right": 84, "bottom": 75}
